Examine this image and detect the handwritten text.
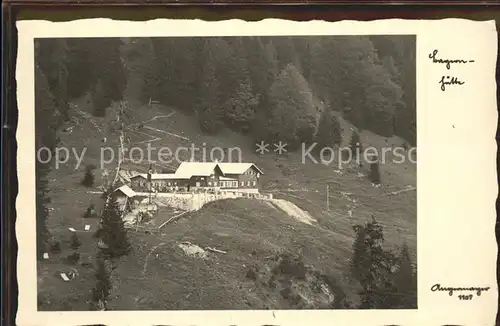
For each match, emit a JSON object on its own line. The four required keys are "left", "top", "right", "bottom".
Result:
{"left": 429, "top": 49, "right": 475, "bottom": 69}
{"left": 430, "top": 283, "right": 490, "bottom": 300}
{"left": 429, "top": 49, "right": 474, "bottom": 91}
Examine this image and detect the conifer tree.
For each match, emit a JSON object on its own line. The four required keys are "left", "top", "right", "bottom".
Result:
{"left": 81, "top": 166, "right": 95, "bottom": 188}
{"left": 91, "top": 79, "right": 110, "bottom": 118}
{"left": 316, "top": 110, "right": 342, "bottom": 149}
{"left": 70, "top": 232, "right": 81, "bottom": 250}
{"left": 90, "top": 257, "right": 112, "bottom": 311}
{"left": 197, "top": 40, "right": 224, "bottom": 134}
{"left": 369, "top": 154, "right": 381, "bottom": 184}
{"left": 350, "top": 216, "right": 399, "bottom": 308}
{"left": 36, "top": 163, "right": 51, "bottom": 259}
{"left": 223, "top": 79, "right": 260, "bottom": 132}
{"left": 98, "top": 194, "right": 131, "bottom": 259}
{"left": 84, "top": 203, "right": 97, "bottom": 218}
{"left": 267, "top": 63, "right": 317, "bottom": 148}
{"left": 35, "top": 64, "right": 58, "bottom": 260}
{"left": 349, "top": 131, "right": 363, "bottom": 165}
{"left": 393, "top": 243, "right": 417, "bottom": 308}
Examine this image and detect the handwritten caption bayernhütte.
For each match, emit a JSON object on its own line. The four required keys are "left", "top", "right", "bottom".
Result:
{"left": 429, "top": 49, "right": 475, "bottom": 91}
{"left": 431, "top": 283, "right": 490, "bottom": 301}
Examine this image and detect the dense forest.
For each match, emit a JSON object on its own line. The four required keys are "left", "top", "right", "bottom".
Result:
{"left": 36, "top": 36, "right": 416, "bottom": 146}
{"left": 35, "top": 35, "right": 416, "bottom": 257}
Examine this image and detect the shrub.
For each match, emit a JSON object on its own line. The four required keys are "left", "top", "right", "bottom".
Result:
{"left": 245, "top": 266, "right": 258, "bottom": 280}
{"left": 49, "top": 239, "right": 61, "bottom": 253}
{"left": 278, "top": 253, "right": 307, "bottom": 280}
{"left": 66, "top": 251, "right": 80, "bottom": 265}
{"left": 369, "top": 161, "right": 381, "bottom": 184}
{"left": 280, "top": 286, "right": 292, "bottom": 299}
{"left": 70, "top": 233, "right": 81, "bottom": 250}
{"left": 90, "top": 257, "right": 112, "bottom": 310}
{"left": 81, "top": 166, "right": 95, "bottom": 188}
{"left": 84, "top": 203, "right": 97, "bottom": 218}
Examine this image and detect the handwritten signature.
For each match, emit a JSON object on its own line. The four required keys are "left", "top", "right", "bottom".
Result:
{"left": 429, "top": 50, "right": 474, "bottom": 91}
{"left": 431, "top": 283, "right": 490, "bottom": 300}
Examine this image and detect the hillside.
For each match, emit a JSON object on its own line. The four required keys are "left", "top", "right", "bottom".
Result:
{"left": 35, "top": 35, "right": 416, "bottom": 310}
{"left": 38, "top": 95, "right": 416, "bottom": 310}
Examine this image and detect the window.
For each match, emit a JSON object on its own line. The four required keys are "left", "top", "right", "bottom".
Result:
{"left": 240, "top": 182, "right": 244, "bottom": 187}
{"left": 208, "top": 182, "right": 212, "bottom": 186}
{"left": 253, "top": 181, "right": 256, "bottom": 186}
{"left": 247, "top": 181, "right": 251, "bottom": 186}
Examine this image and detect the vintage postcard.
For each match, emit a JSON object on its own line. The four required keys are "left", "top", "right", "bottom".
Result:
{"left": 16, "top": 18, "right": 497, "bottom": 325}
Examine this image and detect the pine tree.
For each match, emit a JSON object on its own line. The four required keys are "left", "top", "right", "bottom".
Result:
{"left": 393, "top": 243, "right": 417, "bottom": 308}
{"left": 197, "top": 40, "right": 224, "bottom": 134}
{"left": 121, "top": 38, "right": 157, "bottom": 104}
{"left": 98, "top": 194, "right": 131, "bottom": 259}
{"left": 370, "top": 35, "right": 416, "bottom": 144}
{"left": 316, "top": 110, "right": 342, "bottom": 149}
{"left": 36, "top": 163, "right": 51, "bottom": 260}
{"left": 151, "top": 38, "right": 203, "bottom": 112}
{"left": 35, "top": 39, "right": 70, "bottom": 122}
{"left": 81, "top": 166, "right": 95, "bottom": 188}
{"left": 66, "top": 39, "right": 96, "bottom": 99}
{"left": 84, "top": 203, "right": 97, "bottom": 218}
{"left": 369, "top": 155, "right": 381, "bottom": 184}
{"left": 91, "top": 79, "right": 110, "bottom": 118}
{"left": 267, "top": 63, "right": 317, "bottom": 148}
{"left": 70, "top": 233, "right": 81, "bottom": 250}
{"left": 349, "top": 131, "right": 363, "bottom": 165}
{"left": 223, "top": 79, "right": 259, "bottom": 132}
{"left": 91, "top": 257, "right": 112, "bottom": 310}
{"left": 35, "top": 64, "right": 58, "bottom": 260}
{"left": 350, "top": 216, "right": 399, "bottom": 308}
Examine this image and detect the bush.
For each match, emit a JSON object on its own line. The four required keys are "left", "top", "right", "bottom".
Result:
{"left": 278, "top": 253, "right": 306, "bottom": 280}
{"left": 84, "top": 204, "right": 97, "bottom": 218}
{"left": 245, "top": 266, "right": 258, "bottom": 280}
{"left": 369, "top": 162, "right": 381, "bottom": 184}
{"left": 280, "top": 286, "right": 292, "bottom": 299}
{"left": 49, "top": 239, "right": 61, "bottom": 253}
{"left": 81, "top": 166, "right": 95, "bottom": 188}
{"left": 70, "top": 233, "right": 81, "bottom": 250}
{"left": 66, "top": 251, "right": 80, "bottom": 264}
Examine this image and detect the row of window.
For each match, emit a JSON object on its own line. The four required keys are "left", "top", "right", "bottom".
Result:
{"left": 136, "top": 180, "right": 257, "bottom": 188}
{"left": 245, "top": 169, "right": 259, "bottom": 177}
{"left": 209, "top": 181, "right": 257, "bottom": 187}
{"left": 138, "top": 181, "right": 179, "bottom": 187}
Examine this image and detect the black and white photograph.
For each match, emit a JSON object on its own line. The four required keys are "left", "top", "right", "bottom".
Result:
{"left": 15, "top": 18, "right": 497, "bottom": 326}
{"left": 34, "top": 34, "right": 417, "bottom": 311}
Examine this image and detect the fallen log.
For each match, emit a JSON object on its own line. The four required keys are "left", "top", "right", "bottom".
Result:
{"left": 205, "top": 246, "right": 227, "bottom": 254}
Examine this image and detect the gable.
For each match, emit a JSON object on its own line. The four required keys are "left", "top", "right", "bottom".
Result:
{"left": 217, "top": 163, "right": 263, "bottom": 175}
{"left": 175, "top": 162, "right": 219, "bottom": 178}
